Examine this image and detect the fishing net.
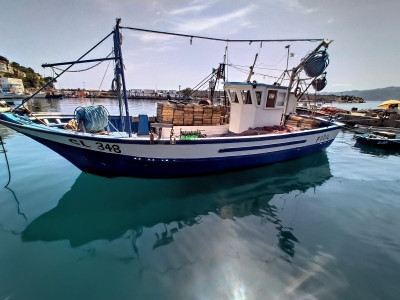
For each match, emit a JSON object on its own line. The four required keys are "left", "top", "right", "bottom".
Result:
{"left": 75, "top": 105, "right": 109, "bottom": 132}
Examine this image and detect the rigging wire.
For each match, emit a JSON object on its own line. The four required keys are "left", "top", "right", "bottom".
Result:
{"left": 120, "top": 26, "right": 324, "bottom": 43}
{"left": 13, "top": 30, "right": 114, "bottom": 112}
{"left": 256, "top": 53, "right": 288, "bottom": 68}
{"left": 99, "top": 52, "right": 114, "bottom": 90}
{"left": 51, "top": 51, "right": 114, "bottom": 73}
{"left": 226, "top": 61, "right": 284, "bottom": 82}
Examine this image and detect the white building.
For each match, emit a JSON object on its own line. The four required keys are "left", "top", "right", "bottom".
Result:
{"left": 0, "top": 77, "right": 25, "bottom": 94}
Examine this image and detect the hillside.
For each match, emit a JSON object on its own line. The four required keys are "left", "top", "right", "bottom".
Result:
{"left": 332, "top": 86, "right": 400, "bottom": 102}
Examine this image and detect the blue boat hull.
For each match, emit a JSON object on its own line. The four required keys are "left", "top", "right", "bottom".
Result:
{"left": 1, "top": 113, "right": 340, "bottom": 178}
{"left": 26, "top": 132, "right": 334, "bottom": 178}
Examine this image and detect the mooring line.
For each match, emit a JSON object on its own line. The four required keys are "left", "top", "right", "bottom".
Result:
{"left": 0, "top": 136, "right": 11, "bottom": 188}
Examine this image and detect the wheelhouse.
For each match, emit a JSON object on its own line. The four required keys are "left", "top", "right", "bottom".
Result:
{"left": 224, "top": 82, "right": 296, "bottom": 133}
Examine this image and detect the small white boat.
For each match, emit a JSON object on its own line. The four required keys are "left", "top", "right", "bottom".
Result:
{"left": 0, "top": 19, "right": 340, "bottom": 178}
{"left": 0, "top": 100, "right": 11, "bottom": 113}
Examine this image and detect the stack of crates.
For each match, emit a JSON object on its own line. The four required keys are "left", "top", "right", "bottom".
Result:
{"left": 301, "top": 118, "right": 320, "bottom": 129}
{"left": 285, "top": 115, "right": 320, "bottom": 129}
{"left": 285, "top": 115, "right": 302, "bottom": 127}
{"left": 173, "top": 104, "right": 184, "bottom": 125}
{"left": 203, "top": 105, "right": 213, "bottom": 125}
{"left": 157, "top": 102, "right": 226, "bottom": 126}
{"left": 183, "top": 104, "right": 194, "bottom": 125}
{"left": 156, "top": 103, "right": 174, "bottom": 124}
{"left": 193, "top": 105, "right": 204, "bottom": 126}
{"left": 212, "top": 105, "right": 221, "bottom": 125}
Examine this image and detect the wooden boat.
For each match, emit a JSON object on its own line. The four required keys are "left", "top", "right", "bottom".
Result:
{"left": 356, "top": 131, "right": 400, "bottom": 149}
{"left": 0, "top": 19, "right": 341, "bottom": 178}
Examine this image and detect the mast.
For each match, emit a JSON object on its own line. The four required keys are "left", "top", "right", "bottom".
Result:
{"left": 246, "top": 53, "right": 258, "bottom": 83}
{"left": 113, "top": 18, "right": 132, "bottom": 137}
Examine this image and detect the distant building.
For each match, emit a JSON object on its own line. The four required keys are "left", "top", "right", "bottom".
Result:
{"left": 128, "top": 89, "right": 181, "bottom": 98}
{"left": 0, "top": 77, "right": 25, "bottom": 94}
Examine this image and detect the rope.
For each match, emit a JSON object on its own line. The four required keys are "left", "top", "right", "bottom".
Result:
{"left": 0, "top": 136, "right": 11, "bottom": 188}
{"left": 13, "top": 31, "right": 114, "bottom": 112}
{"left": 99, "top": 54, "right": 114, "bottom": 90}
{"left": 227, "top": 62, "right": 283, "bottom": 81}
{"left": 52, "top": 51, "right": 113, "bottom": 73}
{"left": 256, "top": 53, "right": 288, "bottom": 68}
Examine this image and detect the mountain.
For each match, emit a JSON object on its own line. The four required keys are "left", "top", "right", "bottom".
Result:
{"left": 329, "top": 86, "right": 400, "bottom": 102}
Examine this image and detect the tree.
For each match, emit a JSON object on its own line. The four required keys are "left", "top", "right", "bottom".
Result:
{"left": 181, "top": 87, "right": 192, "bottom": 98}
{"left": 10, "top": 62, "right": 20, "bottom": 68}
{"left": 2, "top": 72, "right": 18, "bottom": 78}
{"left": 23, "top": 73, "right": 39, "bottom": 89}
{"left": 0, "top": 56, "right": 9, "bottom": 63}
{"left": 44, "top": 76, "right": 56, "bottom": 88}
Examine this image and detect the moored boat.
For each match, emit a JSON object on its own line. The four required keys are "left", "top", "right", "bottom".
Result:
{"left": 356, "top": 131, "right": 400, "bottom": 149}
{"left": 0, "top": 100, "right": 11, "bottom": 113}
{"left": 0, "top": 19, "right": 341, "bottom": 178}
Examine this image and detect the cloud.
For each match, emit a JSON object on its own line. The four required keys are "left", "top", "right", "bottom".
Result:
{"left": 327, "top": 18, "right": 335, "bottom": 24}
{"left": 285, "top": 0, "right": 318, "bottom": 14}
{"left": 172, "top": 4, "right": 257, "bottom": 33}
{"left": 125, "top": 31, "right": 174, "bottom": 42}
{"left": 168, "top": 3, "right": 211, "bottom": 16}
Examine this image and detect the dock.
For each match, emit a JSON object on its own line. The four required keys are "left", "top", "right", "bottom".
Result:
{"left": 337, "top": 112, "right": 400, "bottom": 128}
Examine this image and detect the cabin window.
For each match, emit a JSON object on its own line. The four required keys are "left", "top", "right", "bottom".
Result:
{"left": 241, "top": 90, "right": 252, "bottom": 104}
{"left": 255, "top": 91, "right": 262, "bottom": 106}
{"left": 276, "top": 92, "right": 286, "bottom": 106}
{"left": 229, "top": 90, "right": 239, "bottom": 103}
{"left": 266, "top": 90, "right": 277, "bottom": 108}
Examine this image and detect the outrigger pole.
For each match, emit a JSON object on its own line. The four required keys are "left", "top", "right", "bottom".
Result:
{"left": 13, "top": 31, "right": 113, "bottom": 112}
{"left": 281, "top": 39, "right": 332, "bottom": 124}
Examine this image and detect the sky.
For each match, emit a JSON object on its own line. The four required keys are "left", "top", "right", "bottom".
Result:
{"left": 1, "top": 0, "right": 399, "bottom": 93}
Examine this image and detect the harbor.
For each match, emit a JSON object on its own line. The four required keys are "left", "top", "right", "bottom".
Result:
{"left": 1, "top": 98, "right": 400, "bottom": 299}
{"left": 1, "top": 3, "right": 400, "bottom": 299}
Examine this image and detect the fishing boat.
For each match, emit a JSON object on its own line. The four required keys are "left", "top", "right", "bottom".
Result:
{"left": 0, "top": 19, "right": 341, "bottom": 178}
{"left": 356, "top": 131, "right": 400, "bottom": 149}
{"left": 0, "top": 88, "right": 15, "bottom": 101}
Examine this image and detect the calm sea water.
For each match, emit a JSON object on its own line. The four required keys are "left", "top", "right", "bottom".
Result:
{"left": 0, "top": 99, "right": 399, "bottom": 300}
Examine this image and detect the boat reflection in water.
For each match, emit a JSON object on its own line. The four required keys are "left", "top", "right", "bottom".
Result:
{"left": 22, "top": 152, "right": 332, "bottom": 260}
